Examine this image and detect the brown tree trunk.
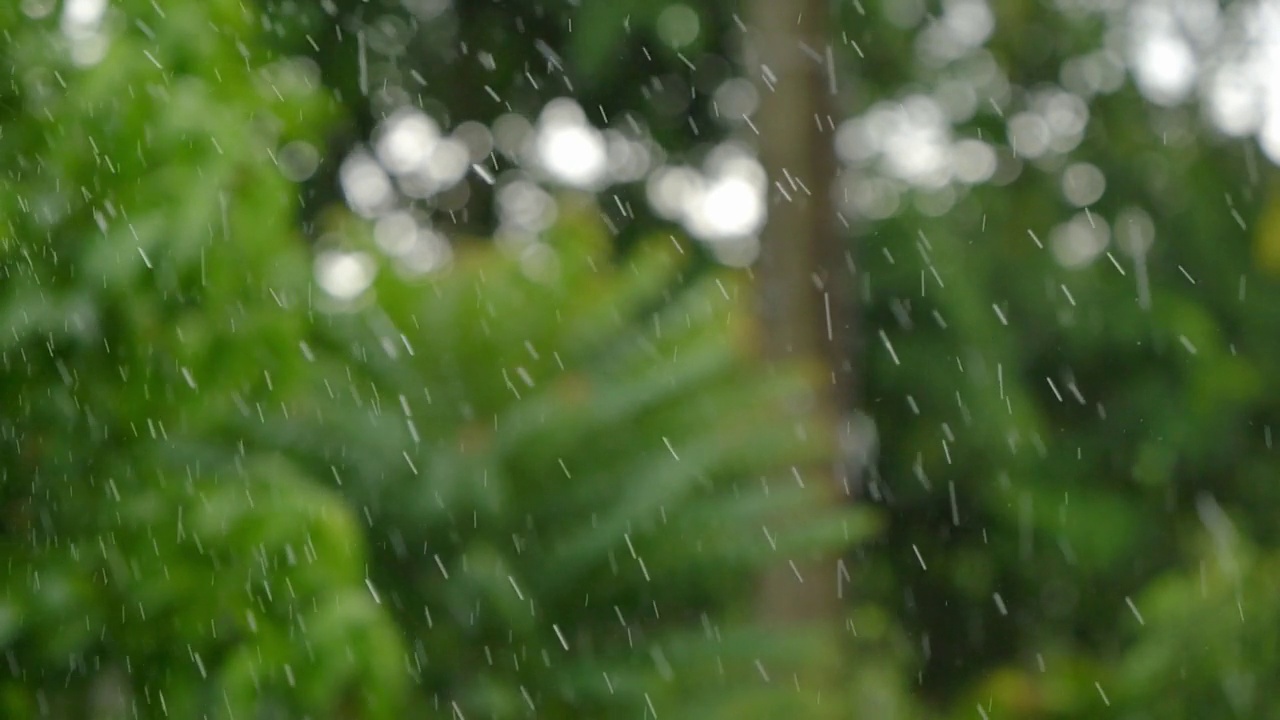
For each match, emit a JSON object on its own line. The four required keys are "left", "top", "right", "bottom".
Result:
{"left": 745, "top": 0, "right": 856, "bottom": 673}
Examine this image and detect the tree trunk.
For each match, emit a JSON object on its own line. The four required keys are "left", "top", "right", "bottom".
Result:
{"left": 745, "top": 0, "right": 856, "bottom": 663}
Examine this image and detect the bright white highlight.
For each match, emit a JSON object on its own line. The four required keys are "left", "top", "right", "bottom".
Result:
{"left": 315, "top": 251, "right": 377, "bottom": 300}
{"left": 533, "top": 99, "right": 608, "bottom": 189}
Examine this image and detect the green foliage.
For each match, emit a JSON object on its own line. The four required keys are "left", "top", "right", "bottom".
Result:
{"left": 16, "top": 0, "right": 1280, "bottom": 717}
{"left": 848, "top": 0, "right": 1280, "bottom": 715}
{"left": 0, "top": 1, "right": 401, "bottom": 717}
{"left": 0, "top": 2, "right": 885, "bottom": 718}
{"left": 254, "top": 206, "right": 884, "bottom": 717}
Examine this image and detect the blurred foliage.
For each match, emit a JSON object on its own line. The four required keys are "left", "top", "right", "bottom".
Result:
{"left": 6, "top": 0, "right": 1280, "bottom": 718}
{"left": 841, "top": 1, "right": 1280, "bottom": 717}
{"left": 0, "top": 1, "right": 899, "bottom": 718}
{"left": 269, "top": 0, "right": 751, "bottom": 244}
{"left": 0, "top": 0, "right": 401, "bottom": 717}
{"left": 250, "top": 206, "right": 900, "bottom": 717}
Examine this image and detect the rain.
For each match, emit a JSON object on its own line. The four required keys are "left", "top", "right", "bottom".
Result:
{"left": 4, "top": 0, "right": 1280, "bottom": 717}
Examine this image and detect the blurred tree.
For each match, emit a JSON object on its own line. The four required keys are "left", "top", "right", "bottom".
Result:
{"left": 252, "top": 205, "right": 892, "bottom": 717}
{"left": 0, "top": 1, "right": 908, "bottom": 718}
{"left": 11, "top": 0, "right": 1280, "bottom": 718}
{"left": 0, "top": 1, "right": 406, "bottom": 717}
{"left": 838, "top": 0, "right": 1280, "bottom": 716}
{"left": 742, "top": 0, "right": 859, "bottom": 705}
{"left": 262, "top": 0, "right": 1280, "bottom": 714}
